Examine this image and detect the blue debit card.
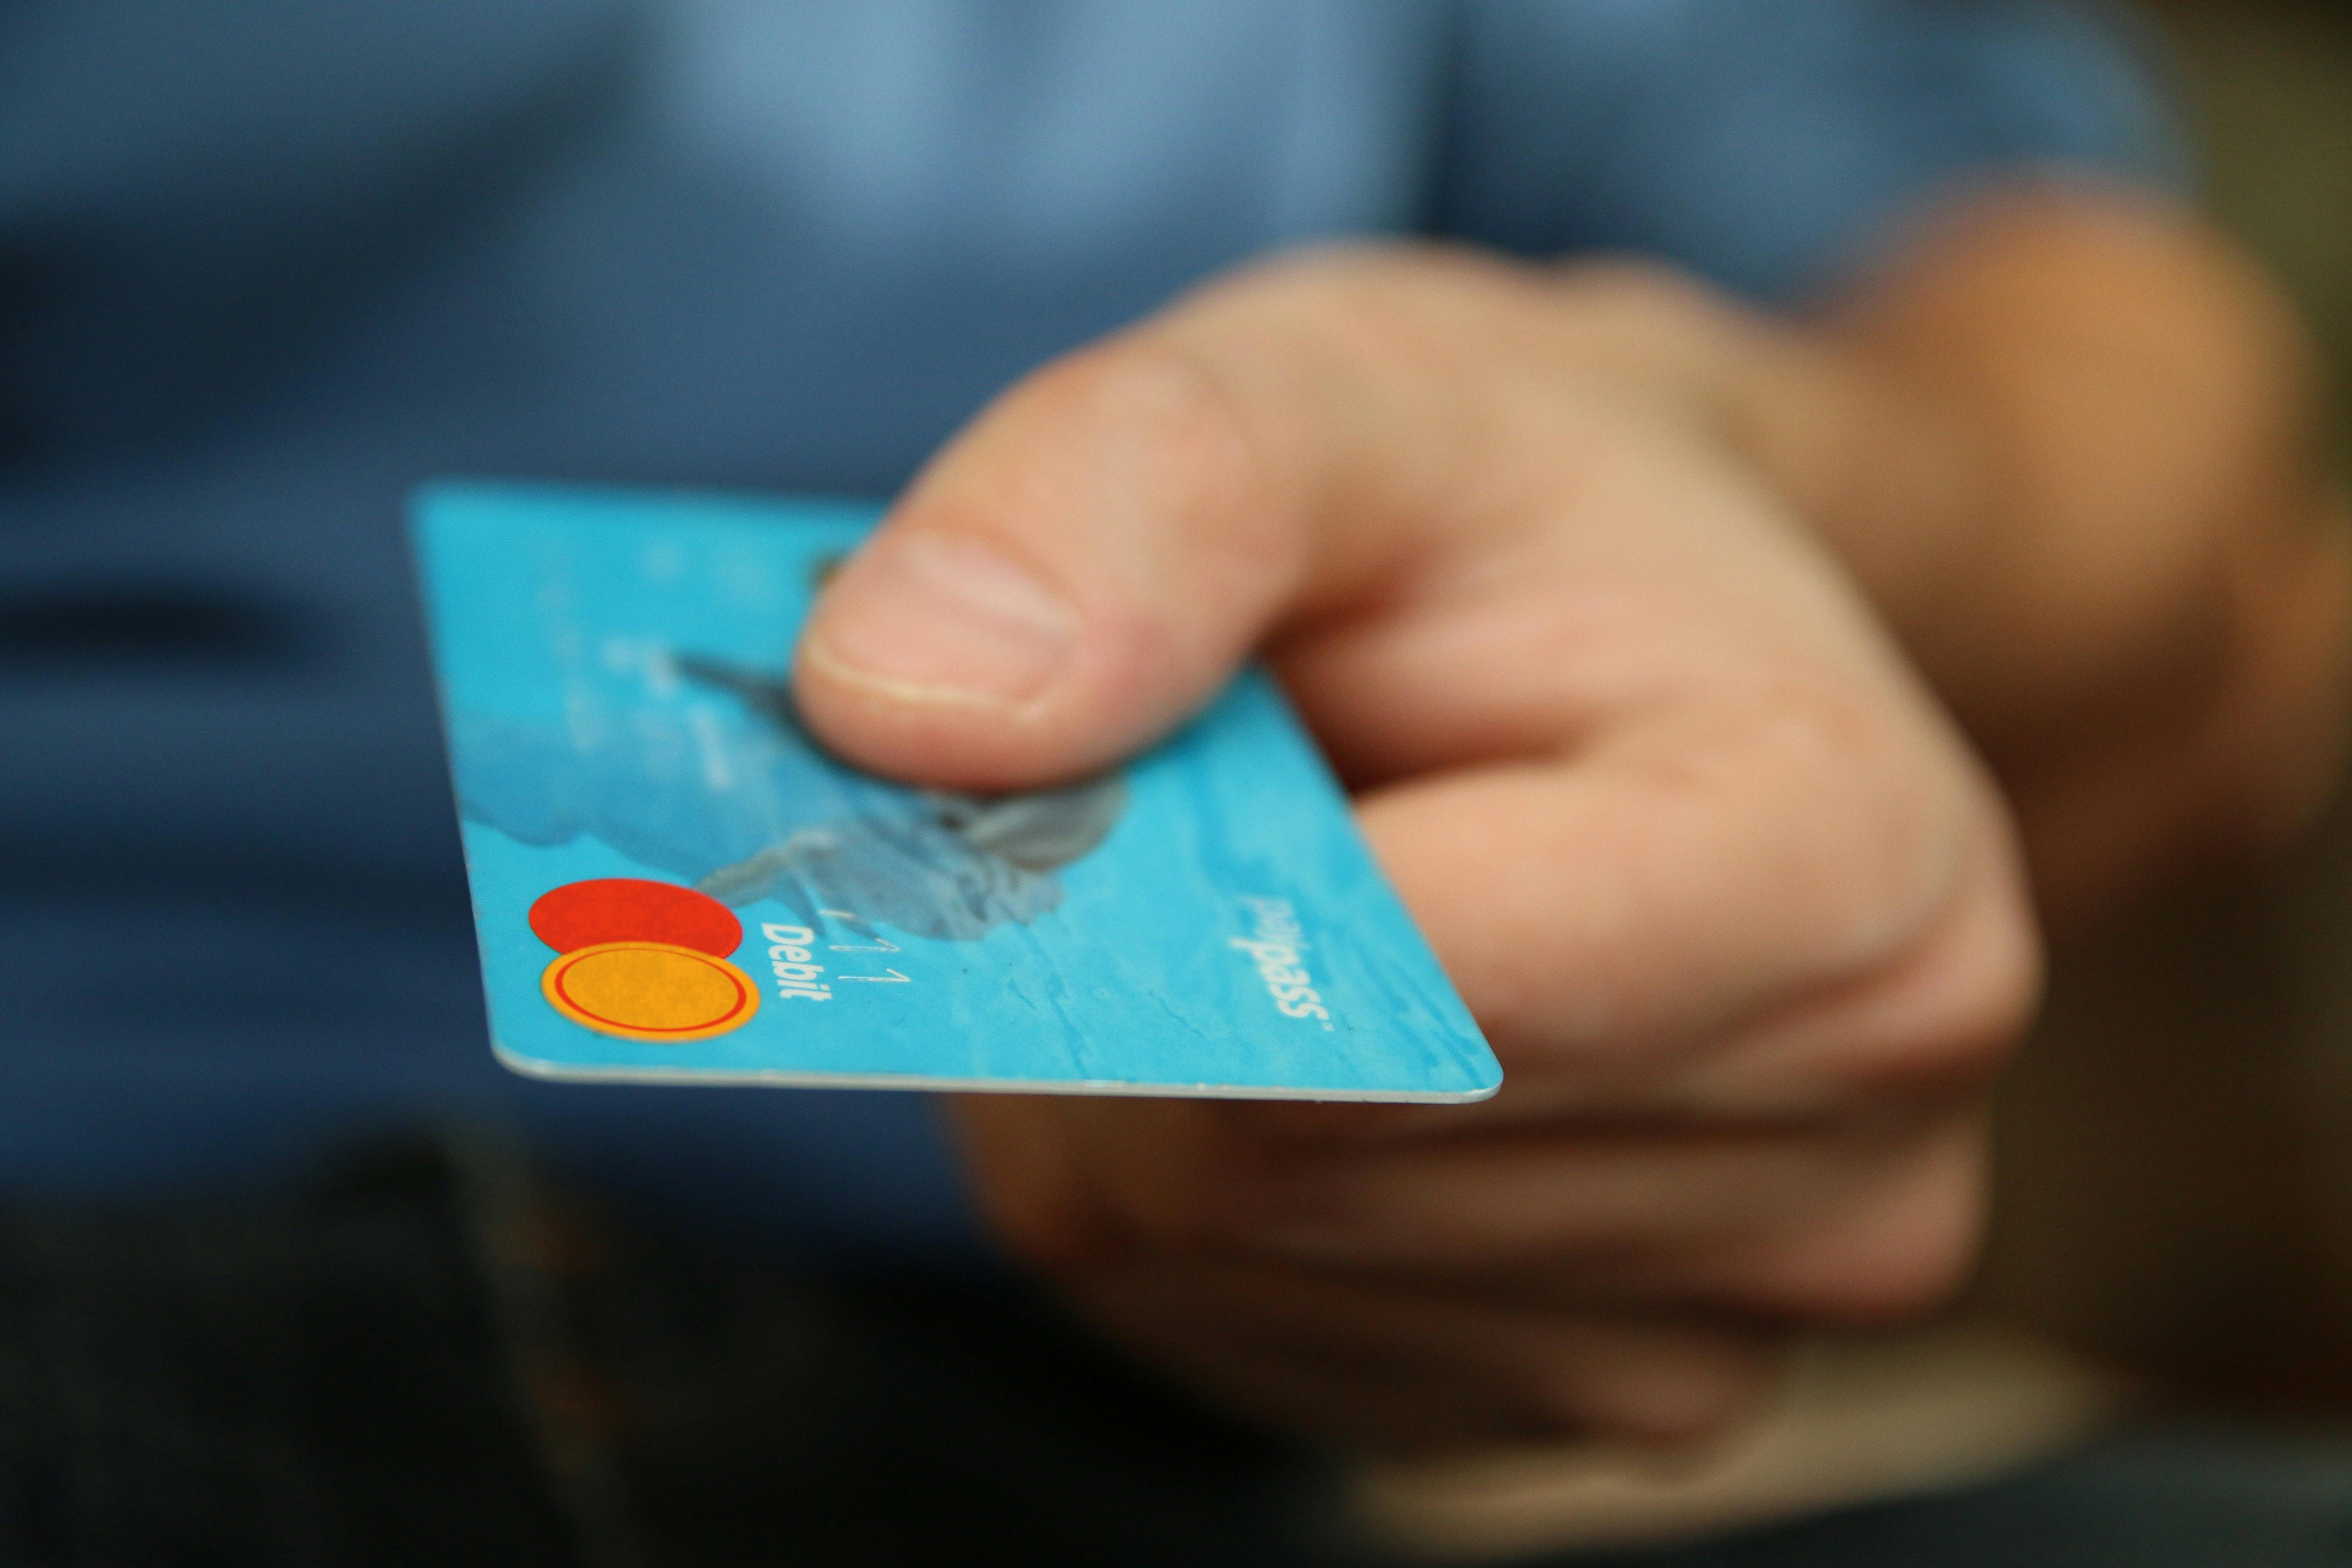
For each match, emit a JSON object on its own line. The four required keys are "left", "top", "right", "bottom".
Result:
{"left": 410, "top": 481, "right": 1500, "bottom": 1102}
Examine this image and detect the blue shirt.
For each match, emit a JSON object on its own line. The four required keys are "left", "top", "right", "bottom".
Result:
{"left": 0, "top": 0, "right": 2180, "bottom": 1255}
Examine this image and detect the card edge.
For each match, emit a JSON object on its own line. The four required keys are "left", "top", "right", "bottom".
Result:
{"left": 491, "top": 1041, "right": 1500, "bottom": 1103}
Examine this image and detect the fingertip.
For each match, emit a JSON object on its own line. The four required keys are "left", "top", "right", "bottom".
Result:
{"left": 802, "top": 529, "right": 1076, "bottom": 707}
{"left": 789, "top": 524, "right": 1078, "bottom": 786}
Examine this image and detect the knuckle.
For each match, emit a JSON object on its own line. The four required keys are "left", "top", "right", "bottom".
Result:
{"left": 1719, "top": 678, "right": 1981, "bottom": 980}
{"left": 1803, "top": 709, "right": 1950, "bottom": 924}
{"left": 1044, "top": 332, "right": 1308, "bottom": 595}
{"left": 1191, "top": 243, "right": 1532, "bottom": 398}
{"left": 1903, "top": 903, "right": 2041, "bottom": 1096}
{"left": 1551, "top": 259, "right": 1729, "bottom": 337}
{"left": 1211, "top": 240, "right": 1504, "bottom": 323}
{"left": 1829, "top": 824, "right": 2043, "bottom": 1108}
{"left": 1024, "top": 335, "right": 1263, "bottom": 506}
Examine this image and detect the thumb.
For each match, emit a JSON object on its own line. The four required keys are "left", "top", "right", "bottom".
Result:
{"left": 791, "top": 252, "right": 1515, "bottom": 788}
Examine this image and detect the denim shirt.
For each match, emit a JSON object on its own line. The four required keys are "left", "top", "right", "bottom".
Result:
{"left": 0, "top": 0, "right": 2179, "bottom": 1253}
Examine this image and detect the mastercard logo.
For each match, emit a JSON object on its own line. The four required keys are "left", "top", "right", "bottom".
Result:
{"left": 530, "top": 879, "right": 760, "bottom": 1043}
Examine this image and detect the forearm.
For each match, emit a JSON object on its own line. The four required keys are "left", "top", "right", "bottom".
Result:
{"left": 1719, "top": 187, "right": 2351, "bottom": 922}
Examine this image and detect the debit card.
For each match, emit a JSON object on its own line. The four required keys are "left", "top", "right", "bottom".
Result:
{"left": 412, "top": 481, "right": 1500, "bottom": 1102}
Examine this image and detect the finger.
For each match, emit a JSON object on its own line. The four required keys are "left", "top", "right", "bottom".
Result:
{"left": 1077, "top": 1256, "right": 1783, "bottom": 1451}
{"left": 1233, "top": 796, "right": 2034, "bottom": 1145}
{"left": 992, "top": 1081, "right": 1967, "bottom": 1277}
{"left": 791, "top": 248, "right": 1553, "bottom": 788}
{"left": 957, "top": 1058, "right": 1982, "bottom": 1293}
{"left": 946, "top": 1092, "right": 1131, "bottom": 1270}
{"left": 1194, "top": 1115, "right": 1972, "bottom": 1279}
{"left": 1354, "top": 689, "right": 1989, "bottom": 1077}
{"left": 1605, "top": 1108, "right": 1990, "bottom": 1323}
{"left": 1272, "top": 1112, "right": 1986, "bottom": 1326}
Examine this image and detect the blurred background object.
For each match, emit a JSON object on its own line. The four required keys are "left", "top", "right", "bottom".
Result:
{"left": 1971, "top": 0, "right": 2352, "bottom": 1413}
{"left": 1354, "top": 10, "right": 2352, "bottom": 1554}
{"left": 2150, "top": 0, "right": 2352, "bottom": 465}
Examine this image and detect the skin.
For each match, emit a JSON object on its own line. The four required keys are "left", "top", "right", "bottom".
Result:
{"left": 788, "top": 183, "right": 2350, "bottom": 1455}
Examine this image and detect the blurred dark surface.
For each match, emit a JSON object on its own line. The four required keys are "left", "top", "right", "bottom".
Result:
{"left": 0, "top": 1147, "right": 572, "bottom": 1565}
{"left": 0, "top": 1139, "right": 1316, "bottom": 1568}
{"left": 14, "top": 1140, "right": 2352, "bottom": 1568}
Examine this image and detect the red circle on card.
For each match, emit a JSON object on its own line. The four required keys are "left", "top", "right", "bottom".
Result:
{"left": 528, "top": 878, "right": 742, "bottom": 958}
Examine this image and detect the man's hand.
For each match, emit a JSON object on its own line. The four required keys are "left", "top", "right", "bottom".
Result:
{"left": 788, "top": 196, "right": 2344, "bottom": 1454}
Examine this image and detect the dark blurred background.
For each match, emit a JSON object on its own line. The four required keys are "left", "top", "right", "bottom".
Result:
{"left": 1972, "top": 0, "right": 2352, "bottom": 1416}
{"left": 2156, "top": 0, "right": 2352, "bottom": 462}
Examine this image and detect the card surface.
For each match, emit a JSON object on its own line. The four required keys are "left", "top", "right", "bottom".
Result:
{"left": 412, "top": 481, "right": 1500, "bottom": 1102}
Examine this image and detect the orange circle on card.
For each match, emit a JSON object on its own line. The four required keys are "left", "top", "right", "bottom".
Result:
{"left": 541, "top": 941, "right": 760, "bottom": 1042}
{"left": 529, "top": 878, "right": 742, "bottom": 957}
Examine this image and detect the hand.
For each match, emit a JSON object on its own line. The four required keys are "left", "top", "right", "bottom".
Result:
{"left": 789, "top": 245, "right": 2041, "bottom": 1454}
